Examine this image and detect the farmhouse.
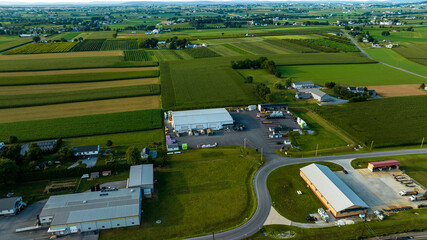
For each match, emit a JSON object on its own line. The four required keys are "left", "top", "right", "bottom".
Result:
{"left": 258, "top": 103, "right": 288, "bottom": 112}
{"left": 39, "top": 188, "right": 141, "bottom": 235}
{"left": 368, "top": 160, "right": 400, "bottom": 172}
{"left": 128, "top": 164, "right": 154, "bottom": 197}
{"left": 0, "top": 197, "right": 26, "bottom": 216}
{"left": 296, "top": 88, "right": 333, "bottom": 102}
{"left": 300, "top": 164, "right": 369, "bottom": 218}
{"left": 72, "top": 145, "right": 99, "bottom": 157}
{"left": 170, "top": 108, "right": 234, "bottom": 133}
{"left": 292, "top": 81, "right": 315, "bottom": 89}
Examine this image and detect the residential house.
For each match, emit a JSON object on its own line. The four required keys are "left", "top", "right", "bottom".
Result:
{"left": 73, "top": 145, "right": 100, "bottom": 157}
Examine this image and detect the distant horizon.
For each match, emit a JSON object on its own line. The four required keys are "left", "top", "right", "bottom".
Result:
{"left": 0, "top": 0, "right": 416, "bottom": 4}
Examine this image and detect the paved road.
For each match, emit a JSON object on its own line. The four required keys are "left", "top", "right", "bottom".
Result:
{"left": 341, "top": 29, "right": 427, "bottom": 79}
{"left": 187, "top": 148, "right": 427, "bottom": 240}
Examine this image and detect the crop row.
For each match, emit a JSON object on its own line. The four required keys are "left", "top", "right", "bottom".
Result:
{"left": 307, "top": 38, "right": 359, "bottom": 52}
{"left": 0, "top": 84, "right": 160, "bottom": 108}
{"left": 184, "top": 47, "right": 220, "bottom": 58}
{"left": 100, "top": 39, "right": 138, "bottom": 51}
{"left": 71, "top": 39, "right": 106, "bottom": 51}
{"left": 124, "top": 50, "right": 156, "bottom": 61}
{"left": 4, "top": 42, "right": 78, "bottom": 55}
{"left": 0, "top": 109, "right": 162, "bottom": 142}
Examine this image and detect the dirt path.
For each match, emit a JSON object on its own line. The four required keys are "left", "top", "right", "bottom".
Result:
{"left": 368, "top": 84, "right": 427, "bottom": 97}
{"left": 0, "top": 78, "right": 159, "bottom": 95}
{"left": 0, "top": 95, "right": 160, "bottom": 123}
{"left": 0, "top": 66, "right": 158, "bottom": 77}
{"left": 0, "top": 51, "right": 123, "bottom": 60}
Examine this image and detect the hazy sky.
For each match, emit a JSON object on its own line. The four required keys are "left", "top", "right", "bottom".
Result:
{"left": 3, "top": 0, "right": 381, "bottom": 3}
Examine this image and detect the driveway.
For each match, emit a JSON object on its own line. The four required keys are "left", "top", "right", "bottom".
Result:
{"left": 68, "top": 157, "right": 98, "bottom": 169}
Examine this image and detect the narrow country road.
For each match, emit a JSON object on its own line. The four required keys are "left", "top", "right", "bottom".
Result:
{"left": 186, "top": 148, "right": 427, "bottom": 240}
{"left": 340, "top": 29, "right": 427, "bottom": 79}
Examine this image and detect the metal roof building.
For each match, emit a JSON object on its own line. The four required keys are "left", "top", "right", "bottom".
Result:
{"left": 170, "top": 108, "right": 233, "bottom": 133}
{"left": 128, "top": 164, "right": 154, "bottom": 197}
{"left": 368, "top": 160, "right": 400, "bottom": 172}
{"left": 0, "top": 196, "right": 25, "bottom": 216}
{"left": 300, "top": 164, "right": 368, "bottom": 218}
{"left": 39, "top": 188, "right": 141, "bottom": 235}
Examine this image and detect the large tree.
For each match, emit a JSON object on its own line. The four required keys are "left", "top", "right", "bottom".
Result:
{"left": 27, "top": 143, "right": 42, "bottom": 162}
{"left": 126, "top": 146, "right": 141, "bottom": 165}
{"left": 0, "top": 158, "right": 19, "bottom": 184}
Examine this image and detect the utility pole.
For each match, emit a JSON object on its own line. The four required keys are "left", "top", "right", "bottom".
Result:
{"left": 244, "top": 137, "right": 247, "bottom": 150}
{"left": 315, "top": 144, "right": 319, "bottom": 157}
{"left": 261, "top": 148, "right": 263, "bottom": 162}
{"left": 369, "top": 141, "right": 374, "bottom": 152}
{"left": 421, "top": 137, "right": 425, "bottom": 148}
{"left": 212, "top": 232, "right": 215, "bottom": 240}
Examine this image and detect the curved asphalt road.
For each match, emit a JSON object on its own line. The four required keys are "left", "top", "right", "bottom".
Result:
{"left": 187, "top": 148, "right": 427, "bottom": 240}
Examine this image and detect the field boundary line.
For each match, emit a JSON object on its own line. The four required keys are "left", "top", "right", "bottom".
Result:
{"left": 341, "top": 29, "right": 427, "bottom": 79}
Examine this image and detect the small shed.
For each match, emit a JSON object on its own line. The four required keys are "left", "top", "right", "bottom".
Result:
{"left": 141, "top": 148, "right": 150, "bottom": 159}
{"left": 167, "top": 144, "right": 179, "bottom": 152}
{"left": 102, "top": 171, "right": 112, "bottom": 177}
{"left": 90, "top": 172, "right": 100, "bottom": 179}
{"left": 248, "top": 105, "right": 256, "bottom": 111}
{"left": 368, "top": 160, "right": 400, "bottom": 172}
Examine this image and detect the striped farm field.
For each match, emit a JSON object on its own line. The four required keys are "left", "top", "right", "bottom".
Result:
{"left": 152, "top": 50, "right": 182, "bottom": 61}
{"left": 4, "top": 42, "right": 78, "bottom": 55}
{"left": 174, "top": 50, "right": 194, "bottom": 60}
{"left": 222, "top": 44, "right": 252, "bottom": 55}
{"left": 209, "top": 45, "right": 241, "bottom": 56}
{"left": 0, "top": 66, "right": 158, "bottom": 77}
{"left": 0, "top": 51, "right": 123, "bottom": 60}
{"left": 184, "top": 47, "right": 220, "bottom": 58}
{"left": 263, "top": 39, "right": 315, "bottom": 53}
{"left": 232, "top": 42, "right": 276, "bottom": 55}
{"left": 100, "top": 39, "right": 138, "bottom": 51}
{"left": 0, "top": 78, "right": 159, "bottom": 95}
{"left": 0, "top": 84, "right": 160, "bottom": 108}
{"left": 71, "top": 39, "right": 107, "bottom": 52}
{"left": 0, "top": 70, "right": 159, "bottom": 86}
{"left": 0, "top": 109, "right": 162, "bottom": 142}
{"left": 0, "top": 95, "right": 160, "bottom": 123}
{"left": 124, "top": 50, "right": 156, "bottom": 61}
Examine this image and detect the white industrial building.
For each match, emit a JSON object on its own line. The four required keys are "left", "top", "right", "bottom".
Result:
{"left": 39, "top": 188, "right": 141, "bottom": 235}
{"left": 170, "top": 108, "right": 234, "bottom": 133}
{"left": 292, "top": 81, "right": 315, "bottom": 89}
{"left": 128, "top": 164, "right": 154, "bottom": 197}
{"left": 300, "top": 164, "right": 368, "bottom": 218}
{"left": 0, "top": 197, "right": 26, "bottom": 216}
{"left": 296, "top": 88, "right": 333, "bottom": 102}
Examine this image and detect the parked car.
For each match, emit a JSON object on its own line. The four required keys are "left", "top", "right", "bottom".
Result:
{"left": 306, "top": 216, "right": 317, "bottom": 221}
{"left": 342, "top": 169, "right": 348, "bottom": 174}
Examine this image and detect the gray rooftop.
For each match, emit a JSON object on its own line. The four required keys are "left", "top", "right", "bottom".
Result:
{"left": 40, "top": 188, "right": 140, "bottom": 226}
{"left": 293, "top": 81, "right": 314, "bottom": 85}
{"left": 171, "top": 108, "right": 233, "bottom": 126}
{"left": 297, "top": 88, "right": 328, "bottom": 98}
{"left": 0, "top": 197, "right": 20, "bottom": 211}
{"left": 300, "top": 164, "right": 368, "bottom": 212}
{"left": 128, "top": 164, "right": 153, "bottom": 188}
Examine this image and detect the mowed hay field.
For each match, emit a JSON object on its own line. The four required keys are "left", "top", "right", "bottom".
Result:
{"left": 368, "top": 84, "right": 427, "bottom": 97}
{"left": 0, "top": 96, "right": 160, "bottom": 123}
{"left": 0, "top": 66, "right": 158, "bottom": 77}
{"left": 0, "top": 78, "right": 159, "bottom": 95}
{"left": 279, "top": 63, "right": 425, "bottom": 86}
{"left": 317, "top": 95, "right": 427, "bottom": 148}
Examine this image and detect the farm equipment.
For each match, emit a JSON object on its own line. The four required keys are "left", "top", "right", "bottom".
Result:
{"left": 399, "top": 188, "right": 418, "bottom": 196}
{"left": 262, "top": 121, "right": 272, "bottom": 124}
{"left": 410, "top": 193, "right": 427, "bottom": 201}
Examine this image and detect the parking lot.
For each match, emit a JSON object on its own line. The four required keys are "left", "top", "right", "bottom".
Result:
{"left": 334, "top": 167, "right": 426, "bottom": 212}
{"left": 165, "top": 111, "right": 301, "bottom": 155}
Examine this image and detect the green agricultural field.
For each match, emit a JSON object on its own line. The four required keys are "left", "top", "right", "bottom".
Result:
{"left": 209, "top": 44, "right": 242, "bottom": 56}
{"left": 393, "top": 42, "right": 427, "bottom": 67}
{"left": 71, "top": 39, "right": 106, "bottom": 51}
{"left": 80, "top": 31, "right": 116, "bottom": 39}
{"left": 368, "top": 27, "right": 427, "bottom": 43}
{"left": 100, "top": 39, "right": 139, "bottom": 51}
{"left": 278, "top": 63, "right": 425, "bottom": 86}
{"left": 151, "top": 50, "right": 182, "bottom": 61}
{"left": 0, "top": 109, "right": 162, "bottom": 142}
{"left": 0, "top": 70, "right": 159, "bottom": 85}
{"left": 317, "top": 95, "right": 427, "bottom": 148}
{"left": 4, "top": 42, "right": 78, "bottom": 54}
{"left": 267, "top": 162, "right": 343, "bottom": 223}
{"left": 351, "top": 154, "right": 427, "bottom": 186}
{"left": 124, "top": 50, "right": 156, "bottom": 61}
{"left": 0, "top": 36, "right": 32, "bottom": 52}
{"left": 0, "top": 56, "right": 156, "bottom": 72}
{"left": 365, "top": 48, "right": 427, "bottom": 76}
{"left": 184, "top": 47, "right": 220, "bottom": 58}
{"left": 100, "top": 146, "right": 263, "bottom": 240}
{"left": 160, "top": 58, "right": 258, "bottom": 110}
{"left": 223, "top": 44, "right": 253, "bottom": 55}
{"left": 0, "top": 84, "right": 160, "bottom": 108}
{"left": 250, "top": 209, "right": 427, "bottom": 240}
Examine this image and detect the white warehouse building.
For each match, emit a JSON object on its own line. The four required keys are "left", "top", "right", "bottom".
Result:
{"left": 39, "top": 188, "right": 141, "bottom": 236}
{"left": 170, "top": 108, "right": 234, "bottom": 133}
{"left": 128, "top": 164, "right": 154, "bottom": 197}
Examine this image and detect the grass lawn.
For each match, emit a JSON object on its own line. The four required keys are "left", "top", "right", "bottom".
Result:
{"left": 278, "top": 63, "right": 425, "bottom": 86}
{"left": 0, "top": 180, "right": 50, "bottom": 204}
{"left": 76, "top": 171, "right": 130, "bottom": 192}
{"left": 365, "top": 48, "right": 427, "bottom": 76}
{"left": 100, "top": 146, "right": 264, "bottom": 240}
{"left": 351, "top": 154, "right": 427, "bottom": 187}
{"left": 267, "top": 162, "right": 343, "bottom": 223}
{"left": 250, "top": 208, "right": 427, "bottom": 240}
{"left": 317, "top": 95, "right": 427, "bottom": 148}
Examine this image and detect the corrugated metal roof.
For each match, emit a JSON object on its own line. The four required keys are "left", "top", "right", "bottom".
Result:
{"left": 171, "top": 108, "right": 233, "bottom": 126}
{"left": 0, "top": 197, "right": 20, "bottom": 211}
{"left": 369, "top": 160, "right": 400, "bottom": 168}
{"left": 128, "top": 164, "right": 153, "bottom": 188}
{"left": 300, "top": 164, "right": 368, "bottom": 212}
{"left": 40, "top": 188, "right": 140, "bottom": 226}
{"left": 298, "top": 88, "right": 328, "bottom": 97}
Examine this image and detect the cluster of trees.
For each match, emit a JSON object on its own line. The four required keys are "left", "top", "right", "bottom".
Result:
{"left": 331, "top": 84, "right": 369, "bottom": 102}
{"left": 302, "top": 21, "right": 330, "bottom": 26}
{"left": 231, "top": 57, "right": 281, "bottom": 77}
{"left": 167, "top": 37, "right": 189, "bottom": 49}
{"left": 255, "top": 83, "right": 273, "bottom": 102}
{"left": 139, "top": 38, "right": 159, "bottom": 48}
{"left": 381, "top": 31, "right": 390, "bottom": 36}
{"left": 126, "top": 146, "right": 168, "bottom": 166}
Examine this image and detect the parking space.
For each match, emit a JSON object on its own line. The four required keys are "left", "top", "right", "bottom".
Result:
{"left": 166, "top": 111, "right": 302, "bottom": 155}
{"left": 334, "top": 169, "right": 426, "bottom": 212}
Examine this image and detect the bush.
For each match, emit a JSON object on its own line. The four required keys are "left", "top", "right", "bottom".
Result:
{"left": 245, "top": 76, "right": 253, "bottom": 83}
{"left": 274, "top": 81, "right": 282, "bottom": 89}
{"left": 106, "top": 140, "right": 113, "bottom": 147}
{"left": 9, "top": 136, "right": 18, "bottom": 144}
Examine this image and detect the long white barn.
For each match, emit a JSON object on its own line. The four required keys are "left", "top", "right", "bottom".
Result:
{"left": 170, "top": 108, "right": 233, "bottom": 133}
